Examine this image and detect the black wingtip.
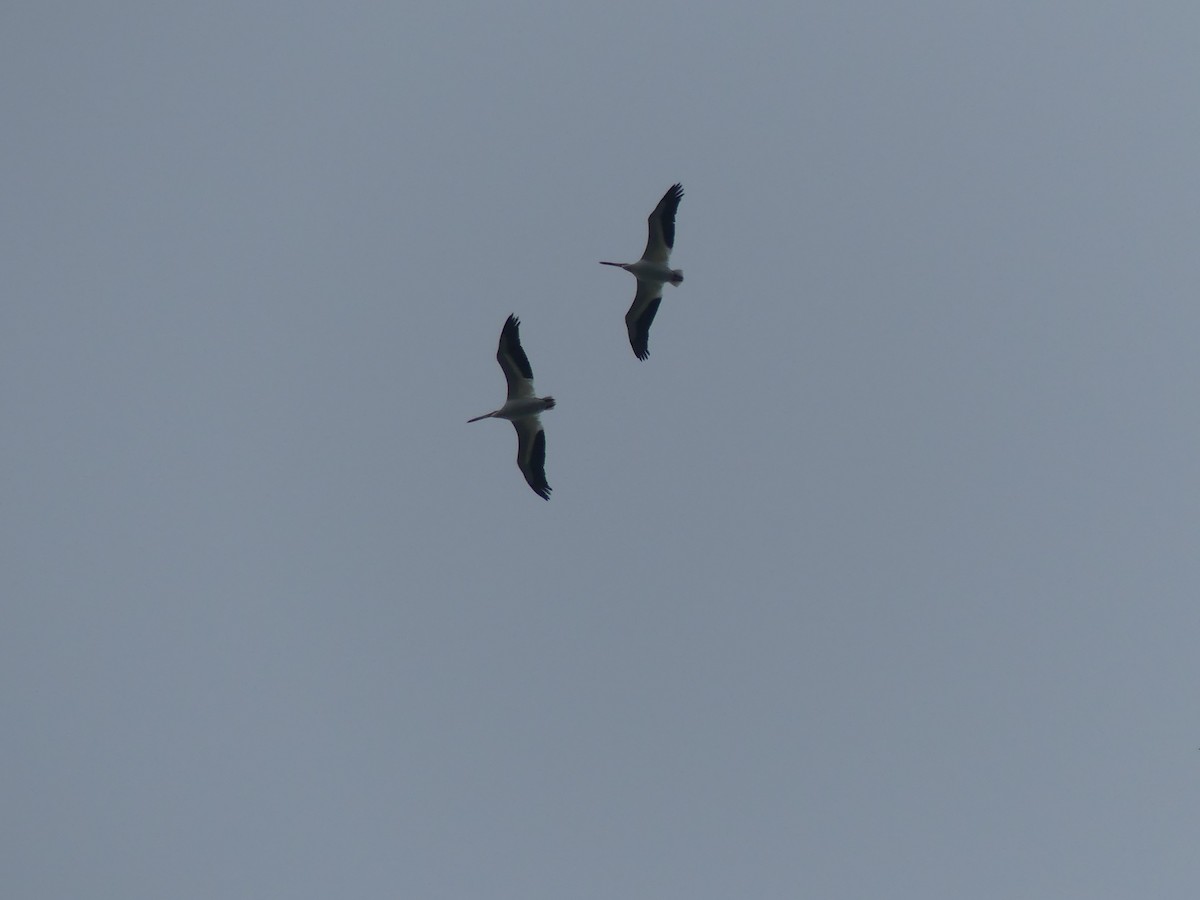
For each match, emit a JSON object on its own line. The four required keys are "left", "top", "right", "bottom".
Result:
{"left": 626, "top": 295, "right": 661, "bottom": 362}
{"left": 662, "top": 184, "right": 684, "bottom": 212}
{"left": 499, "top": 314, "right": 535, "bottom": 381}
{"left": 654, "top": 184, "right": 684, "bottom": 250}
{"left": 525, "top": 429, "right": 552, "bottom": 500}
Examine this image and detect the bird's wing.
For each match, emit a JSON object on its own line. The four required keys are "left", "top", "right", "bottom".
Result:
{"left": 625, "top": 280, "right": 664, "bottom": 361}
{"left": 513, "top": 417, "right": 551, "bottom": 500}
{"left": 641, "top": 183, "right": 684, "bottom": 264}
{"left": 497, "top": 315, "right": 536, "bottom": 400}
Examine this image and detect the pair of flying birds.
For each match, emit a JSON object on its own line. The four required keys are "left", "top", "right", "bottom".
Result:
{"left": 468, "top": 183, "right": 685, "bottom": 500}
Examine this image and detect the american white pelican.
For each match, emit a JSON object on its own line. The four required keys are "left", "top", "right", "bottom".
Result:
{"left": 468, "top": 315, "right": 556, "bottom": 500}
{"left": 600, "top": 183, "right": 685, "bottom": 360}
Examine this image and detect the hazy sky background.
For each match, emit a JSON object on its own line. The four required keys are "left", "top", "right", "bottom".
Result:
{"left": 4, "top": 3, "right": 1199, "bottom": 897}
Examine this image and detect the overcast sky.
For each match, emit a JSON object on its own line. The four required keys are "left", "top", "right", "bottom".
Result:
{"left": 4, "top": 3, "right": 1200, "bottom": 897}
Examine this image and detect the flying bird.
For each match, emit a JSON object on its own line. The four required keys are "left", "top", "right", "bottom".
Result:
{"left": 468, "top": 315, "right": 556, "bottom": 500}
{"left": 600, "top": 183, "right": 685, "bottom": 360}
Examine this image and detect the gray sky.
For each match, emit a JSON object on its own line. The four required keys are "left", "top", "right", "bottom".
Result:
{"left": 4, "top": 2, "right": 1200, "bottom": 897}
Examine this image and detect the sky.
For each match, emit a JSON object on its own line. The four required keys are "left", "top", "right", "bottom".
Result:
{"left": 3, "top": 2, "right": 1200, "bottom": 897}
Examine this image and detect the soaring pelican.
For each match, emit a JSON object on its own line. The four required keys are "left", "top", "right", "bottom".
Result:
{"left": 600, "top": 183, "right": 684, "bottom": 360}
{"left": 468, "top": 315, "right": 556, "bottom": 500}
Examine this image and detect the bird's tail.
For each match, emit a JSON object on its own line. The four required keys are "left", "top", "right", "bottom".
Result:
{"left": 670, "top": 269, "right": 684, "bottom": 285}
{"left": 542, "top": 397, "right": 557, "bottom": 411}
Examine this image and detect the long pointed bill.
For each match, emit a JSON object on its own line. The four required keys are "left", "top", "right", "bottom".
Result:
{"left": 467, "top": 411, "right": 496, "bottom": 423}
